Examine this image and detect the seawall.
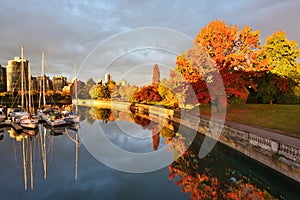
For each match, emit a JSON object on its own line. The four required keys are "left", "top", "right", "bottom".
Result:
{"left": 74, "top": 99, "right": 300, "bottom": 182}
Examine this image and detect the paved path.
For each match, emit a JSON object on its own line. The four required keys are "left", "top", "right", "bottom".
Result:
{"left": 224, "top": 120, "right": 300, "bottom": 148}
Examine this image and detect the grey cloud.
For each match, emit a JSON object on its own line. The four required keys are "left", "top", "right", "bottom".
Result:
{"left": 0, "top": 0, "right": 299, "bottom": 83}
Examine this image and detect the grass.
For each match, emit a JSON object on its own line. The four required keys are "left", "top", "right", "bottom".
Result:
{"left": 199, "top": 104, "right": 300, "bottom": 135}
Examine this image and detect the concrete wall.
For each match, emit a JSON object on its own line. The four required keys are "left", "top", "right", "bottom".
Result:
{"left": 75, "top": 99, "right": 300, "bottom": 182}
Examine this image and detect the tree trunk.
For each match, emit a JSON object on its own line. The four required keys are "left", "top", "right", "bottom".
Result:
{"left": 269, "top": 99, "right": 273, "bottom": 106}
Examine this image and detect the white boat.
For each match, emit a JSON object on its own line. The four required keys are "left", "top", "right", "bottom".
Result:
{"left": 0, "top": 107, "right": 6, "bottom": 122}
{"left": 42, "top": 108, "right": 66, "bottom": 126}
{"left": 9, "top": 107, "right": 27, "bottom": 120}
{"left": 43, "top": 116, "right": 66, "bottom": 126}
{"left": 20, "top": 114, "right": 39, "bottom": 129}
{"left": 63, "top": 111, "right": 80, "bottom": 123}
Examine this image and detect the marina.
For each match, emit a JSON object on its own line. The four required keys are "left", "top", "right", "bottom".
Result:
{"left": 0, "top": 105, "right": 299, "bottom": 199}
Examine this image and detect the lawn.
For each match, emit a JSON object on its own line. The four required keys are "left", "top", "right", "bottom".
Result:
{"left": 199, "top": 104, "right": 300, "bottom": 135}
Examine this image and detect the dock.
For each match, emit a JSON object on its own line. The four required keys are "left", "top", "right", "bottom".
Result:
{"left": 0, "top": 120, "right": 23, "bottom": 132}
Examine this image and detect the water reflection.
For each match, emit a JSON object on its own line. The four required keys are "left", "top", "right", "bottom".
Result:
{"left": 0, "top": 105, "right": 299, "bottom": 199}
{"left": 76, "top": 106, "right": 298, "bottom": 199}
{"left": 5, "top": 123, "right": 80, "bottom": 191}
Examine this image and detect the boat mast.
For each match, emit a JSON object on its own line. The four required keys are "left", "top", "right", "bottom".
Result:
{"left": 74, "top": 63, "right": 78, "bottom": 113}
{"left": 21, "top": 46, "right": 24, "bottom": 110}
{"left": 42, "top": 52, "right": 46, "bottom": 107}
{"left": 28, "top": 63, "right": 31, "bottom": 113}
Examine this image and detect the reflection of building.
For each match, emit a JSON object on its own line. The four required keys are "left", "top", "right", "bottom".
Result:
{"left": 7, "top": 57, "right": 29, "bottom": 92}
{"left": 53, "top": 75, "right": 67, "bottom": 92}
{"left": 37, "top": 75, "right": 53, "bottom": 92}
{"left": 105, "top": 73, "right": 111, "bottom": 84}
{"left": 0, "top": 65, "right": 7, "bottom": 92}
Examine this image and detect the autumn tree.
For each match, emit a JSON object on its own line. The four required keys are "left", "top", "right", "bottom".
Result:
{"left": 152, "top": 64, "right": 160, "bottom": 85}
{"left": 193, "top": 19, "right": 268, "bottom": 104}
{"left": 134, "top": 85, "right": 162, "bottom": 102}
{"left": 119, "top": 85, "right": 138, "bottom": 101}
{"left": 89, "top": 83, "right": 111, "bottom": 99}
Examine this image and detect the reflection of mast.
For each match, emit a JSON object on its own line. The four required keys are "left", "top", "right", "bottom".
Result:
{"left": 75, "top": 132, "right": 79, "bottom": 180}
{"left": 21, "top": 135, "right": 35, "bottom": 190}
{"left": 22, "top": 137, "right": 27, "bottom": 190}
{"left": 40, "top": 125, "right": 47, "bottom": 179}
{"left": 65, "top": 128, "right": 79, "bottom": 180}
{"left": 29, "top": 137, "right": 34, "bottom": 190}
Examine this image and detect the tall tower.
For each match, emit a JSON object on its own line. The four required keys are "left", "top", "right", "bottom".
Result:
{"left": 105, "top": 73, "right": 111, "bottom": 84}
{"left": 152, "top": 64, "right": 160, "bottom": 85}
{"left": 7, "top": 56, "right": 29, "bottom": 92}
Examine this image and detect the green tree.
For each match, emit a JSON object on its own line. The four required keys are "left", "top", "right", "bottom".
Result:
{"left": 89, "top": 84, "right": 111, "bottom": 99}
{"left": 264, "top": 31, "right": 300, "bottom": 81}
{"left": 86, "top": 77, "right": 96, "bottom": 89}
{"left": 256, "top": 31, "right": 300, "bottom": 105}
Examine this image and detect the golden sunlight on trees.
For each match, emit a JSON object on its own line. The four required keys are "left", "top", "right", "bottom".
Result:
{"left": 193, "top": 19, "right": 269, "bottom": 103}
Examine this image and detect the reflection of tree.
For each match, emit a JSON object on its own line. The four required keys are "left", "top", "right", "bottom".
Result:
{"left": 168, "top": 139, "right": 272, "bottom": 200}
{"left": 133, "top": 115, "right": 152, "bottom": 130}
{"left": 133, "top": 115, "right": 161, "bottom": 151}
{"left": 89, "top": 108, "right": 114, "bottom": 123}
{"left": 152, "top": 126, "right": 160, "bottom": 151}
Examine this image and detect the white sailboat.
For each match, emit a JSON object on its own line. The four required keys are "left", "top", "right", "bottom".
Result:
{"left": 64, "top": 64, "right": 80, "bottom": 123}
{"left": 9, "top": 47, "right": 38, "bottom": 129}
{"left": 19, "top": 47, "right": 38, "bottom": 129}
{"left": 38, "top": 52, "right": 66, "bottom": 127}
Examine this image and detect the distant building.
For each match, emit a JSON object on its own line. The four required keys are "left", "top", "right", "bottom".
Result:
{"left": 53, "top": 75, "right": 67, "bottom": 92}
{"left": 30, "top": 76, "right": 38, "bottom": 91}
{"left": 117, "top": 80, "right": 127, "bottom": 86}
{"left": 6, "top": 57, "right": 29, "bottom": 92}
{"left": 105, "top": 73, "right": 111, "bottom": 84}
{"left": 37, "top": 75, "right": 53, "bottom": 92}
{"left": 0, "top": 65, "right": 7, "bottom": 92}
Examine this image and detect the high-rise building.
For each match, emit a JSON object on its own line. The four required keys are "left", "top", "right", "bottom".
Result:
{"left": 30, "top": 76, "right": 38, "bottom": 91}
{"left": 37, "top": 75, "right": 53, "bottom": 92}
{"left": 53, "top": 75, "right": 67, "bottom": 92}
{"left": 6, "top": 57, "right": 29, "bottom": 92}
{"left": 0, "top": 65, "right": 7, "bottom": 92}
{"left": 105, "top": 73, "right": 111, "bottom": 84}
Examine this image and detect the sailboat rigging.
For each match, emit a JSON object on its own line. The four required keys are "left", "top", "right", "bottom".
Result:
{"left": 64, "top": 64, "right": 80, "bottom": 123}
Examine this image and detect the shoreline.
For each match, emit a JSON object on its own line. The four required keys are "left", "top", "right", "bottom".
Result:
{"left": 73, "top": 99, "right": 300, "bottom": 183}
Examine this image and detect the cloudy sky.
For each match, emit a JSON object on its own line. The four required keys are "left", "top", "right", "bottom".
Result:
{"left": 0, "top": 0, "right": 299, "bottom": 85}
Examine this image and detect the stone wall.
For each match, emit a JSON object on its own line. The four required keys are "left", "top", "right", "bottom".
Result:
{"left": 75, "top": 99, "right": 300, "bottom": 182}
{"left": 132, "top": 102, "right": 300, "bottom": 183}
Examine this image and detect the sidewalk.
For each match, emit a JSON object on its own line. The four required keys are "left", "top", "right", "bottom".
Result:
{"left": 224, "top": 120, "right": 300, "bottom": 148}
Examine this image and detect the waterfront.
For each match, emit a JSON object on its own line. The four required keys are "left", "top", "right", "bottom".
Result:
{"left": 0, "top": 106, "right": 299, "bottom": 199}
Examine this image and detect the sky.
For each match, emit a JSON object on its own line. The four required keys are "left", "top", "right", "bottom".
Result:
{"left": 0, "top": 0, "right": 299, "bottom": 85}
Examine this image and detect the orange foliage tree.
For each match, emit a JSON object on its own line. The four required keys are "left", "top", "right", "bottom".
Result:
{"left": 192, "top": 19, "right": 269, "bottom": 103}
{"left": 134, "top": 85, "right": 162, "bottom": 102}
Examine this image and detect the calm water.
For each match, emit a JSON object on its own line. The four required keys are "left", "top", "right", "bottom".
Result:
{"left": 0, "top": 106, "right": 299, "bottom": 200}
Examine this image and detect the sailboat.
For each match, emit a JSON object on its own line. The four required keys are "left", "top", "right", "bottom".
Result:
{"left": 19, "top": 47, "right": 39, "bottom": 129}
{"left": 64, "top": 64, "right": 80, "bottom": 124}
{"left": 38, "top": 52, "right": 66, "bottom": 127}
{"left": 9, "top": 47, "right": 38, "bottom": 129}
